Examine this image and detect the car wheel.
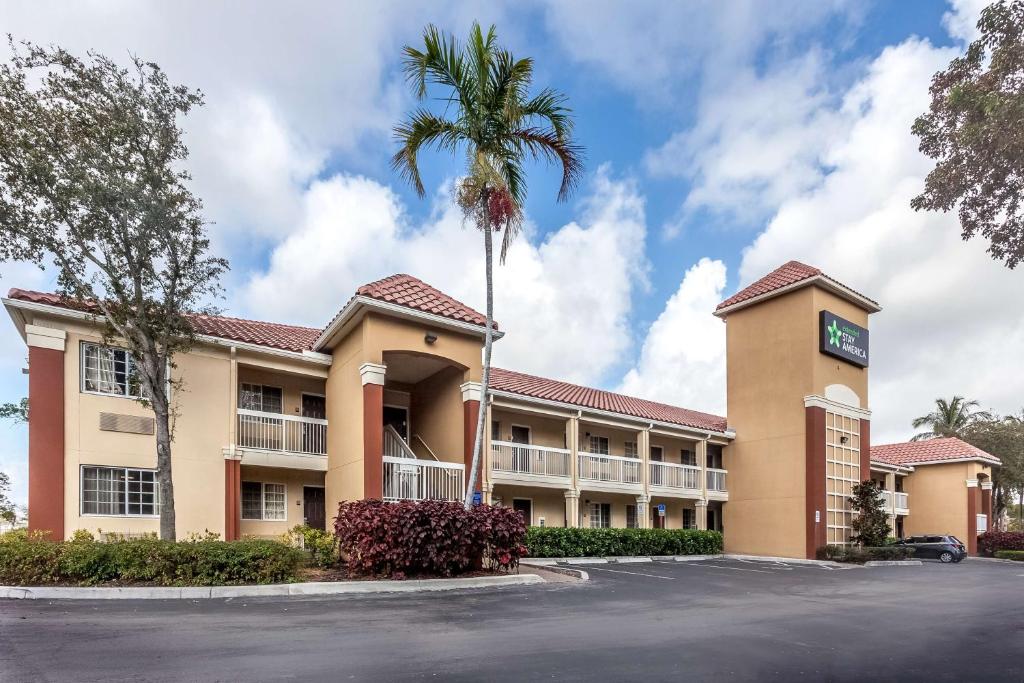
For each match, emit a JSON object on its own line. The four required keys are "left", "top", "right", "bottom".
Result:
{"left": 939, "top": 551, "right": 954, "bottom": 563}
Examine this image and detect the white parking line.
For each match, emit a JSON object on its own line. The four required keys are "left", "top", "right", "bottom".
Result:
{"left": 682, "top": 563, "right": 773, "bottom": 574}
{"left": 583, "top": 566, "right": 676, "bottom": 580}
{"left": 736, "top": 559, "right": 793, "bottom": 570}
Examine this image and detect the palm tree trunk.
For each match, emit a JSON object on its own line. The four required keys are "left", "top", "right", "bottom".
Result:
{"left": 464, "top": 200, "right": 493, "bottom": 509}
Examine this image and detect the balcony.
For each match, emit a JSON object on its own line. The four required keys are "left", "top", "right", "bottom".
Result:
{"left": 236, "top": 409, "right": 328, "bottom": 471}
{"left": 649, "top": 461, "right": 701, "bottom": 497}
{"left": 382, "top": 456, "right": 465, "bottom": 502}
{"left": 706, "top": 468, "right": 728, "bottom": 499}
{"left": 578, "top": 452, "right": 642, "bottom": 493}
{"left": 877, "top": 490, "right": 909, "bottom": 515}
{"left": 490, "top": 441, "right": 572, "bottom": 487}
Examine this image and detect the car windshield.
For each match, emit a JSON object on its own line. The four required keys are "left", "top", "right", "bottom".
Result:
{"left": 949, "top": 536, "right": 964, "bottom": 545}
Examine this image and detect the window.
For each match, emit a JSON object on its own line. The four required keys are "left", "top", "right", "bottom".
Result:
{"left": 707, "top": 444, "right": 724, "bottom": 469}
{"left": 81, "top": 343, "right": 141, "bottom": 398}
{"left": 825, "top": 411, "right": 861, "bottom": 546}
{"left": 682, "top": 508, "right": 696, "bottom": 530}
{"left": 626, "top": 504, "right": 638, "bottom": 529}
{"left": 588, "top": 502, "right": 611, "bottom": 528}
{"left": 491, "top": 420, "right": 501, "bottom": 441}
{"left": 649, "top": 446, "right": 663, "bottom": 461}
{"left": 681, "top": 449, "right": 697, "bottom": 466}
{"left": 624, "top": 441, "right": 638, "bottom": 458}
{"left": 81, "top": 466, "right": 158, "bottom": 516}
{"left": 239, "top": 384, "right": 283, "bottom": 414}
{"left": 588, "top": 435, "right": 609, "bottom": 454}
{"left": 241, "top": 481, "right": 286, "bottom": 521}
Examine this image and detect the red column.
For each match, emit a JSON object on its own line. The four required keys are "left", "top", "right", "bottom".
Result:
{"left": 224, "top": 458, "right": 240, "bottom": 541}
{"left": 805, "top": 406, "right": 827, "bottom": 559}
{"left": 28, "top": 344, "right": 65, "bottom": 540}
{"left": 362, "top": 382, "right": 383, "bottom": 499}
{"left": 859, "top": 419, "right": 871, "bottom": 483}
{"left": 967, "top": 482, "right": 980, "bottom": 555}
{"left": 981, "top": 484, "right": 992, "bottom": 532}
{"left": 463, "top": 398, "right": 481, "bottom": 497}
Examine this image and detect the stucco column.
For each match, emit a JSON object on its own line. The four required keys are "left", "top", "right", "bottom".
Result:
{"left": 697, "top": 438, "right": 708, "bottom": 500}
{"left": 564, "top": 489, "right": 580, "bottom": 528}
{"left": 223, "top": 451, "right": 241, "bottom": 541}
{"left": 360, "top": 363, "right": 386, "bottom": 499}
{"left": 636, "top": 493, "right": 650, "bottom": 529}
{"left": 884, "top": 471, "right": 897, "bottom": 532}
{"left": 981, "top": 481, "right": 993, "bottom": 532}
{"left": 460, "top": 381, "right": 483, "bottom": 500}
{"left": 695, "top": 499, "right": 708, "bottom": 531}
{"left": 567, "top": 414, "right": 579, "bottom": 491}
{"left": 638, "top": 427, "right": 651, "bottom": 499}
{"left": 858, "top": 418, "right": 871, "bottom": 482}
{"left": 966, "top": 478, "right": 980, "bottom": 555}
{"left": 26, "top": 325, "right": 66, "bottom": 540}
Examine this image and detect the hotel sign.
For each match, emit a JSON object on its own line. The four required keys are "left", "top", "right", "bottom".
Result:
{"left": 819, "top": 310, "right": 868, "bottom": 368}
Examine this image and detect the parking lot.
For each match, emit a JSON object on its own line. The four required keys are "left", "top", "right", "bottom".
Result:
{"left": 2, "top": 557, "right": 1021, "bottom": 682}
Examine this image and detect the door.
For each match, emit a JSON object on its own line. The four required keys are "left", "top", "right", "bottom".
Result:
{"left": 303, "top": 487, "right": 326, "bottom": 531}
{"left": 511, "top": 425, "right": 531, "bottom": 473}
{"left": 707, "top": 508, "right": 717, "bottom": 532}
{"left": 650, "top": 446, "right": 663, "bottom": 486}
{"left": 512, "top": 499, "right": 532, "bottom": 526}
{"left": 383, "top": 405, "right": 409, "bottom": 441}
{"left": 301, "top": 394, "right": 326, "bottom": 454}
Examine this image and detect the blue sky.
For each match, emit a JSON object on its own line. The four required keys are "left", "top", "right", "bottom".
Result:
{"left": 3, "top": 0, "right": 1023, "bottom": 508}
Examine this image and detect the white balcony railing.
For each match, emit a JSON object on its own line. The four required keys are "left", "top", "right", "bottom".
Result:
{"left": 876, "top": 490, "right": 910, "bottom": 514}
{"left": 578, "top": 452, "right": 642, "bottom": 485}
{"left": 706, "top": 468, "right": 727, "bottom": 492}
{"left": 237, "top": 409, "right": 327, "bottom": 455}
{"left": 894, "top": 492, "right": 909, "bottom": 512}
{"left": 976, "top": 513, "right": 988, "bottom": 533}
{"left": 491, "top": 441, "right": 571, "bottom": 478}
{"left": 649, "top": 461, "right": 700, "bottom": 490}
{"left": 382, "top": 456, "right": 464, "bottom": 502}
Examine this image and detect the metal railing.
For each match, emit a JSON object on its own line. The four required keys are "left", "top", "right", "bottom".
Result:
{"left": 976, "top": 513, "right": 988, "bottom": 533}
{"left": 578, "top": 452, "right": 642, "bottom": 485}
{"left": 384, "top": 425, "right": 417, "bottom": 460}
{"left": 237, "top": 409, "right": 327, "bottom": 455}
{"left": 876, "top": 490, "right": 910, "bottom": 513}
{"left": 649, "top": 461, "right": 700, "bottom": 490}
{"left": 382, "top": 456, "right": 465, "bottom": 502}
{"left": 491, "top": 441, "right": 571, "bottom": 478}
{"left": 706, "top": 468, "right": 727, "bottom": 492}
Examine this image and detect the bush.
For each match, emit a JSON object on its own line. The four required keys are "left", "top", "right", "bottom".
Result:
{"left": 282, "top": 525, "right": 339, "bottom": 569}
{"left": 524, "top": 527, "right": 722, "bottom": 558}
{"left": 816, "top": 544, "right": 915, "bottom": 563}
{"left": 994, "top": 550, "right": 1024, "bottom": 561}
{"left": 334, "top": 500, "right": 527, "bottom": 578}
{"left": 0, "top": 533, "right": 303, "bottom": 586}
{"left": 977, "top": 531, "right": 1024, "bottom": 556}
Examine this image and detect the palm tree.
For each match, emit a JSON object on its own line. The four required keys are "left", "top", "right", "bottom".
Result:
{"left": 911, "top": 396, "right": 992, "bottom": 441}
{"left": 393, "top": 23, "right": 583, "bottom": 509}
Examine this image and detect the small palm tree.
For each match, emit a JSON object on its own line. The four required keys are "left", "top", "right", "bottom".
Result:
{"left": 911, "top": 396, "right": 992, "bottom": 441}
{"left": 393, "top": 23, "right": 583, "bottom": 509}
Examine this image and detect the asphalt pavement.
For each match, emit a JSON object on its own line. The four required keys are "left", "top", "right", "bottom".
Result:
{"left": 1, "top": 557, "right": 1021, "bottom": 682}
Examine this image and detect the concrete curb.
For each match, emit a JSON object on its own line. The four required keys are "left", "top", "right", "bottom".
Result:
{"left": 522, "top": 554, "right": 724, "bottom": 566}
{"left": 864, "top": 560, "right": 923, "bottom": 567}
{"left": 521, "top": 563, "right": 590, "bottom": 582}
{"left": 0, "top": 573, "right": 544, "bottom": 600}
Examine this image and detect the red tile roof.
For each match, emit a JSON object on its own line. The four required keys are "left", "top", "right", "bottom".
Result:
{"left": 715, "top": 260, "right": 879, "bottom": 313}
{"left": 871, "top": 437, "right": 1000, "bottom": 466}
{"left": 6, "top": 288, "right": 321, "bottom": 353}
{"left": 489, "top": 367, "right": 729, "bottom": 434}
{"left": 356, "top": 274, "right": 495, "bottom": 330}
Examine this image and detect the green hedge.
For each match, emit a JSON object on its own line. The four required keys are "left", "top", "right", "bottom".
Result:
{"left": 994, "top": 550, "right": 1024, "bottom": 561}
{"left": 525, "top": 527, "right": 722, "bottom": 558}
{"left": 0, "top": 531, "right": 303, "bottom": 586}
{"left": 816, "top": 544, "right": 915, "bottom": 563}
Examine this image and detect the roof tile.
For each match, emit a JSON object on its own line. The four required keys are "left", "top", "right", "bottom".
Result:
{"left": 356, "top": 274, "right": 496, "bottom": 330}
{"left": 870, "top": 437, "right": 1000, "bottom": 466}
{"left": 716, "top": 260, "right": 879, "bottom": 313}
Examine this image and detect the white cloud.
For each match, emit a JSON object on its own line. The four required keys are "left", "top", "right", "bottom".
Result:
{"left": 618, "top": 258, "right": 727, "bottom": 415}
{"left": 242, "top": 165, "right": 649, "bottom": 386}
{"left": 943, "top": 0, "right": 989, "bottom": 43}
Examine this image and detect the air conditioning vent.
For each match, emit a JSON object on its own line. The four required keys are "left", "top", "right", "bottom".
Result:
{"left": 99, "top": 412, "right": 155, "bottom": 435}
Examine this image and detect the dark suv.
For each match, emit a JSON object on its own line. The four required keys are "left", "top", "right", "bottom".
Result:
{"left": 895, "top": 535, "right": 967, "bottom": 563}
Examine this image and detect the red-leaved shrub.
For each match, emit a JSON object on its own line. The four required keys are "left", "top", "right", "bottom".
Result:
{"left": 334, "top": 500, "right": 527, "bottom": 578}
{"left": 977, "top": 531, "right": 1024, "bottom": 556}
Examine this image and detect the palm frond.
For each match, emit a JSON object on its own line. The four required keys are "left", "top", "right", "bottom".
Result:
{"left": 519, "top": 88, "right": 574, "bottom": 139}
{"left": 402, "top": 24, "right": 472, "bottom": 107}
{"left": 510, "top": 127, "right": 584, "bottom": 201}
{"left": 392, "top": 110, "right": 467, "bottom": 196}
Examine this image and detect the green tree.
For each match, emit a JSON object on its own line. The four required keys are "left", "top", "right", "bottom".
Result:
{"left": 963, "top": 411, "right": 1024, "bottom": 529}
{"left": 849, "top": 480, "right": 891, "bottom": 547}
{"left": 912, "top": 0, "right": 1024, "bottom": 268}
{"left": 0, "top": 398, "right": 28, "bottom": 424}
{"left": 0, "top": 41, "right": 228, "bottom": 539}
{"left": 0, "top": 472, "right": 15, "bottom": 525}
{"left": 911, "top": 396, "right": 992, "bottom": 441}
{"left": 393, "top": 24, "right": 583, "bottom": 508}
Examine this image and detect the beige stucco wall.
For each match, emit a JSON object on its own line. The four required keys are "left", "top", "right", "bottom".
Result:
{"left": 409, "top": 366, "right": 465, "bottom": 464}
{"left": 902, "top": 462, "right": 990, "bottom": 539}
{"left": 492, "top": 484, "right": 567, "bottom": 527}
{"left": 579, "top": 421, "right": 642, "bottom": 456}
{"left": 238, "top": 465, "right": 326, "bottom": 538}
{"left": 491, "top": 408, "right": 568, "bottom": 449}
{"left": 649, "top": 496, "right": 699, "bottom": 529}
{"left": 722, "top": 286, "right": 871, "bottom": 558}
{"left": 579, "top": 492, "right": 643, "bottom": 528}
{"left": 325, "top": 324, "right": 365, "bottom": 508}
{"left": 237, "top": 366, "right": 326, "bottom": 417}
{"left": 650, "top": 433, "right": 699, "bottom": 465}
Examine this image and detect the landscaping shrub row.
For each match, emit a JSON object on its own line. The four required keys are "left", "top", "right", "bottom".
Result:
{"left": 334, "top": 500, "right": 526, "bottom": 578}
{"left": 815, "top": 544, "right": 915, "bottom": 563}
{"left": 524, "top": 527, "right": 723, "bottom": 558}
{"left": 977, "top": 531, "right": 1024, "bottom": 556}
{"left": 0, "top": 530, "right": 303, "bottom": 586}
{"left": 994, "top": 550, "right": 1024, "bottom": 561}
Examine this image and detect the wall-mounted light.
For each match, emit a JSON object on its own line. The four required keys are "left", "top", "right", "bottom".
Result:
{"left": 840, "top": 435, "right": 849, "bottom": 445}
{"left": 424, "top": 333, "right": 438, "bottom": 345}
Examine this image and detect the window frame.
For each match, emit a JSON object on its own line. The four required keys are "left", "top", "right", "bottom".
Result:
{"left": 80, "top": 465, "right": 159, "bottom": 518}
{"left": 588, "top": 435, "right": 610, "bottom": 455}
{"left": 682, "top": 508, "right": 697, "bottom": 530}
{"left": 239, "top": 383, "right": 284, "bottom": 414}
{"left": 240, "top": 481, "right": 288, "bottom": 521}
{"left": 80, "top": 341, "right": 143, "bottom": 399}
{"left": 623, "top": 441, "right": 638, "bottom": 458}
